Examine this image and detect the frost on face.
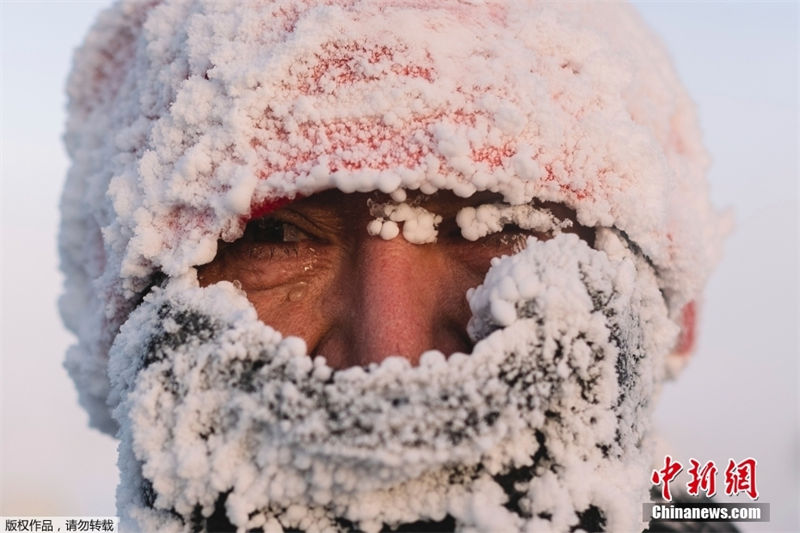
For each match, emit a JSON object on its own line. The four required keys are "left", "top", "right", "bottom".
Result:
{"left": 110, "top": 232, "right": 677, "bottom": 532}
{"left": 456, "top": 204, "right": 573, "bottom": 242}
{"left": 366, "top": 200, "right": 443, "bottom": 244}
{"left": 58, "top": 1, "right": 724, "bottom": 531}
{"left": 364, "top": 200, "right": 571, "bottom": 245}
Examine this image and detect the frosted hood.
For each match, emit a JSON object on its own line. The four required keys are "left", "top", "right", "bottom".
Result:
{"left": 60, "top": 0, "right": 725, "bottom": 434}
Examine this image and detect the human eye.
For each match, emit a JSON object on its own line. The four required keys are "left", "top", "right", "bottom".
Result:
{"left": 241, "top": 217, "right": 314, "bottom": 245}
{"left": 197, "top": 212, "right": 326, "bottom": 293}
{"left": 443, "top": 202, "right": 596, "bottom": 278}
{"left": 475, "top": 223, "right": 536, "bottom": 248}
{"left": 225, "top": 212, "right": 324, "bottom": 267}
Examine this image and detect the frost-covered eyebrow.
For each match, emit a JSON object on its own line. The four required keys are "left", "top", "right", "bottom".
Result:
{"left": 246, "top": 190, "right": 596, "bottom": 249}
{"left": 386, "top": 191, "right": 589, "bottom": 234}
{"left": 276, "top": 190, "right": 583, "bottom": 223}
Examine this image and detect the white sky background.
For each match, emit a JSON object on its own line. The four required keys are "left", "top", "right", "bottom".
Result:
{"left": 0, "top": 1, "right": 797, "bottom": 531}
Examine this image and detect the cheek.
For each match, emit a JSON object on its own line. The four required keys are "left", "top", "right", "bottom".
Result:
{"left": 246, "top": 272, "right": 336, "bottom": 341}
{"left": 197, "top": 246, "right": 342, "bottom": 343}
{"left": 196, "top": 235, "right": 524, "bottom": 365}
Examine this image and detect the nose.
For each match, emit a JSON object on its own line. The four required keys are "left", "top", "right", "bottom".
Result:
{"left": 319, "top": 234, "right": 472, "bottom": 368}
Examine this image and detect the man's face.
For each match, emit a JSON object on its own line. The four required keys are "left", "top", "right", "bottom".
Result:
{"left": 197, "top": 190, "right": 593, "bottom": 368}
{"left": 113, "top": 187, "right": 673, "bottom": 532}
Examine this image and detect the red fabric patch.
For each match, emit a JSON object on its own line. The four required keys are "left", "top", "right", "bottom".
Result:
{"left": 247, "top": 196, "right": 299, "bottom": 221}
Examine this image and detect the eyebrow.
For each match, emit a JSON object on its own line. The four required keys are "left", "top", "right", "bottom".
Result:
{"left": 262, "top": 190, "right": 595, "bottom": 243}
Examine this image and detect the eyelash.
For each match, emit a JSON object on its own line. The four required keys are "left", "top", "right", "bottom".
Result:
{"left": 244, "top": 242, "right": 300, "bottom": 261}
{"left": 243, "top": 218, "right": 314, "bottom": 244}
{"left": 213, "top": 217, "right": 321, "bottom": 266}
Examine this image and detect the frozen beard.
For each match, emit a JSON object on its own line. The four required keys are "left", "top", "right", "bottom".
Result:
{"left": 109, "top": 231, "right": 678, "bottom": 533}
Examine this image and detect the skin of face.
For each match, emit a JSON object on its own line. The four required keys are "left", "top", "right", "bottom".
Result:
{"left": 198, "top": 190, "right": 592, "bottom": 369}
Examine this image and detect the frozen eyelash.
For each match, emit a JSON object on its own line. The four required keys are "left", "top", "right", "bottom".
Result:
{"left": 455, "top": 204, "right": 572, "bottom": 242}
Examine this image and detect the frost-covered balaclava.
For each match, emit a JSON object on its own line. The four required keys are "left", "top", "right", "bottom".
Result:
{"left": 60, "top": 1, "right": 725, "bottom": 531}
